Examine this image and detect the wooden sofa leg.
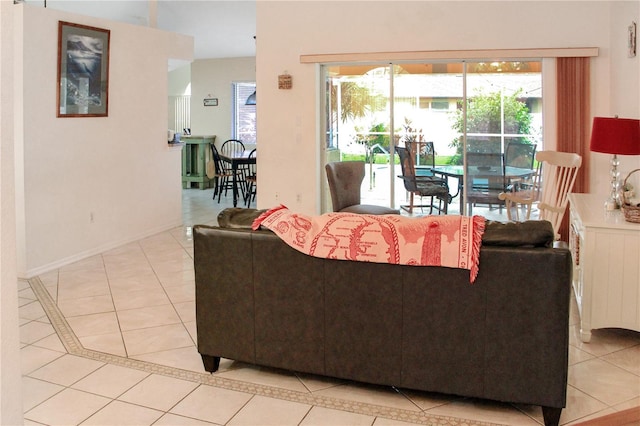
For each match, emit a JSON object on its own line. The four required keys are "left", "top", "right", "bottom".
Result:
{"left": 201, "top": 355, "right": 220, "bottom": 373}
{"left": 542, "top": 406, "right": 562, "bottom": 426}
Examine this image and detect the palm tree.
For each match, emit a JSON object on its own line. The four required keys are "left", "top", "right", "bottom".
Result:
{"left": 327, "top": 80, "right": 385, "bottom": 149}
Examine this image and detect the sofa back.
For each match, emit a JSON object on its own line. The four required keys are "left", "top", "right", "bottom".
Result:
{"left": 194, "top": 218, "right": 572, "bottom": 409}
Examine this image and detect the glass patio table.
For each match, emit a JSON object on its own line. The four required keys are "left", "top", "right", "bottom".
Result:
{"left": 416, "top": 165, "right": 535, "bottom": 212}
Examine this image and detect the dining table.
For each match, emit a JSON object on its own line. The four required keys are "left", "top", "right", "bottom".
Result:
{"left": 218, "top": 150, "right": 257, "bottom": 207}
{"left": 417, "top": 164, "right": 535, "bottom": 212}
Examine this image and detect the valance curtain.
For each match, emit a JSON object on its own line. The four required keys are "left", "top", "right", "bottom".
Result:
{"left": 556, "top": 57, "right": 591, "bottom": 241}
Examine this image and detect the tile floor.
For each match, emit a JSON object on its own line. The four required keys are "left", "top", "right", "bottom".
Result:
{"left": 19, "top": 188, "right": 640, "bottom": 426}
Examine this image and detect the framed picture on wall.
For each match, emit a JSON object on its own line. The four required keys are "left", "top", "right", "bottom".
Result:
{"left": 57, "top": 21, "right": 110, "bottom": 117}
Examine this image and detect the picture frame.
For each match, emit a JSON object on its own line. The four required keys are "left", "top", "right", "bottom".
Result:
{"left": 203, "top": 98, "right": 218, "bottom": 106}
{"left": 57, "top": 21, "right": 110, "bottom": 117}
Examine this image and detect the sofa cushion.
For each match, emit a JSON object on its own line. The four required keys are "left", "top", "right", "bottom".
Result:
{"left": 482, "top": 220, "right": 554, "bottom": 247}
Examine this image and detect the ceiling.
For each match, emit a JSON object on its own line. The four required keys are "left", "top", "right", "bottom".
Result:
{"left": 23, "top": 0, "right": 257, "bottom": 61}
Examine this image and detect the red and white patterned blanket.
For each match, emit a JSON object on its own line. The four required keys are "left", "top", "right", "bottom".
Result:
{"left": 252, "top": 205, "right": 486, "bottom": 283}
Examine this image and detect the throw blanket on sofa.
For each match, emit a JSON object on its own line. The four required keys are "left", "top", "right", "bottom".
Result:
{"left": 252, "top": 205, "right": 486, "bottom": 283}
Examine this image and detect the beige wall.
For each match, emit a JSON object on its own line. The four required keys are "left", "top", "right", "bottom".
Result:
{"left": 15, "top": 4, "right": 193, "bottom": 277}
{"left": 190, "top": 57, "right": 256, "bottom": 146}
{"left": 0, "top": 1, "right": 23, "bottom": 424}
{"left": 255, "top": 1, "right": 640, "bottom": 213}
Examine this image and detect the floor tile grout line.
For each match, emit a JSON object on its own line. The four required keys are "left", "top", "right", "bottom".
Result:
{"left": 138, "top": 238, "right": 198, "bottom": 349}
{"left": 100, "top": 248, "right": 131, "bottom": 360}
{"left": 27, "top": 276, "right": 502, "bottom": 426}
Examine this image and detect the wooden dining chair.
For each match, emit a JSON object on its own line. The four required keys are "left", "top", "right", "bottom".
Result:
{"left": 217, "top": 139, "right": 246, "bottom": 202}
{"left": 220, "top": 139, "right": 245, "bottom": 157}
{"left": 210, "top": 144, "right": 235, "bottom": 203}
{"left": 243, "top": 149, "right": 257, "bottom": 207}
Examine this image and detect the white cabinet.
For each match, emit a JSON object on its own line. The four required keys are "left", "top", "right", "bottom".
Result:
{"left": 569, "top": 193, "right": 640, "bottom": 342}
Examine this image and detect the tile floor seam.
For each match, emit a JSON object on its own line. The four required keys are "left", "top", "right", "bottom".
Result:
{"left": 296, "top": 405, "right": 320, "bottom": 426}
{"left": 22, "top": 349, "right": 67, "bottom": 377}
{"left": 601, "top": 357, "right": 640, "bottom": 379}
{"left": 72, "top": 363, "right": 150, "bottom": 401}
{"left": 104, "top": 257, "right": 129, "bottom": 361}
{"left": 100, "top": 397, "right": 167, "bottom": 417}
{"left": 566, "top": 382, "right": 624, "bottom": 418}
{"left": 224, "top": 393, "right": 257, "bottom": 425}
{"left": 138, "top": 245, "right": 196, "bottom": 348}
{"left": 23, "top": 386, "right": 106, "bottom": 425}
{"left": 599, "top": 351, "right": 640, "bottom": 378}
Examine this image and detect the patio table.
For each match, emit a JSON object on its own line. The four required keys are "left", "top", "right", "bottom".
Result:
{"left": 417, "top": 165, "right": 535, "bottom": 212}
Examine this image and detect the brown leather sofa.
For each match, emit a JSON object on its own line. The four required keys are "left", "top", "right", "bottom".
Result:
{"left": 194, "top": 210, "right": 572, "bottom": 426}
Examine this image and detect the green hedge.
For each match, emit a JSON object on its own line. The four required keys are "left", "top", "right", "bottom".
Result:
{"left": 341, "top": 153, "right": 455, "bottom": 165}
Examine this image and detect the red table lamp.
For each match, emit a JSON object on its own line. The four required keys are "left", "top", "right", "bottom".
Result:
{"left": 590, "top": 117, "right": 640, "bottom": 210}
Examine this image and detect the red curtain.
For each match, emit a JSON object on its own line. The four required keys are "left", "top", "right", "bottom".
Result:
{"left": 556, "top": 57, "right": 591, "bottom": 241}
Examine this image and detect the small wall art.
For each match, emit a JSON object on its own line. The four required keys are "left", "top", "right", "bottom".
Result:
{"left": 278, "top": 73, "right": 292, "bottom": 90}
{"left": 57, "top": 21, "right": 110, "bottom": 117}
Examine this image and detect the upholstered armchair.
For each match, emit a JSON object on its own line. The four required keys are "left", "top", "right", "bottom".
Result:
{"left": 325, "top": 161, "right": 399, "bottom": 215}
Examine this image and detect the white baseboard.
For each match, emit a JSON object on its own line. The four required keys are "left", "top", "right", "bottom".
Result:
{"left": 19, "top": 220, "right": 184, "bottom": 279}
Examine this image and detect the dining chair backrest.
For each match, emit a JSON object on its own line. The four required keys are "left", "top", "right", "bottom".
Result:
{"left": 467, "top": 138, "right": 500, "bottom": 154}
{"left": 210, "top": 143, "right": 223, "bottom": 174}
{"left": 396, "top": 146, "right": 449, "bottom": 214}
{"left": 396, "top": 146, "right": 419, "bottom": 192}
{"left": 536, "top": 150, "right": 582, "bottom": 239}
{"left": 325, "top": 161, "right": 365, "bottom": 211}
{"left": 220, "top": 139, "right": 245, "bottom": 157}
{"left": 243, "top": 149, "right": 257, "bottom": 207}
{"left": 405, "top": 141, "right": 436, "bottom": 167}
{"left": 466, "top": 152, "right": 506, "bottom": 190}
{"left": 245, "top": 148, "right": 257, "bottom": 177}
{"left": 505, "top": 142, "right": 537, "bottom": 169}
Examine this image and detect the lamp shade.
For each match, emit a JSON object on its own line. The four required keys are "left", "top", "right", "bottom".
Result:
{"left": 590, "top": 117, "right": 640, "bottom": 155}
{"left": 245, "top": 91, "right": 256, "bottom": 106}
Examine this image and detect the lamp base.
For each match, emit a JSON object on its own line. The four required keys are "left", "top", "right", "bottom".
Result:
{"left": 604, "top": 197, "right": 620, "bottom": 211}
{"left": 604, "top": 154, "right": 622, "bottom": 210}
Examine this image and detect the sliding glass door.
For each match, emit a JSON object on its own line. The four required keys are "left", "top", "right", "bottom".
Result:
{"left": 462, "top": 62, "right": 542, "bottom": 215}
{"left": 324, "top": 64, "right": 393, "bottom": 208}
{"left": 322, "top": 60, "right": 541, "bottom": 215}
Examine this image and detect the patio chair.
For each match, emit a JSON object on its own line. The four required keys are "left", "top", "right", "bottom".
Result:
{"left": 396, "top": 146, "right": 450, "bottom": 215}
{"left": 465, "top": 152, "right": 506, "bottom": 214}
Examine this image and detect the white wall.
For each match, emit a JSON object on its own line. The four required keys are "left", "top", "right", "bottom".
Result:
{"left": 16, "top": 4, "right": 193, "bottom": 277}
{"left": 592, "top": 1, "right": 640, "bottom": 195}
{"left": 190, "top": 57, "right": 256, "bottom": 145}
{"left": 169, "top": 63, "right": 192, "bottom": 96}
{"left": 255, "top": 1, "right": 640, "bottom": 213}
